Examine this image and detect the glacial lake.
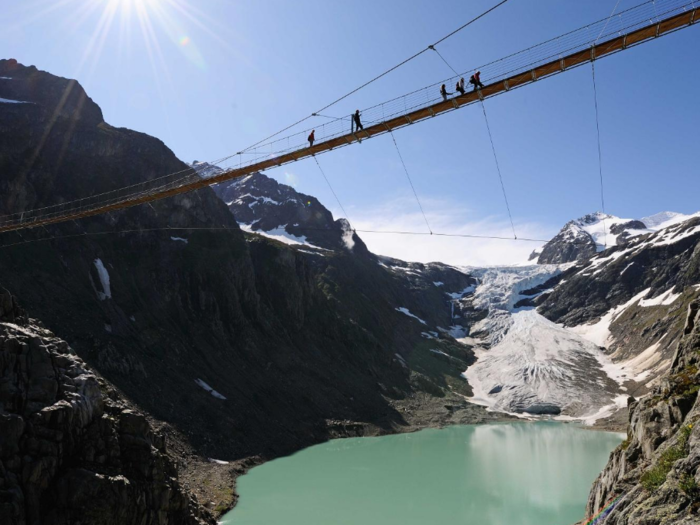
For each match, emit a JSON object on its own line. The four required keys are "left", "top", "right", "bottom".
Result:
{"left": 222, "top": 422, "right": 623, "bottom": 525}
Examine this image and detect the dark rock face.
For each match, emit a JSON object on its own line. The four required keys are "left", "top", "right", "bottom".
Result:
{"left": 212, "top": 171, "right": 367, "bottom": 253}
{"left": 583, "top": 301, "right": 700, "bottom": 524}
{"left": 0, "top": 61, "right": 484, "bottom": 515}
{"left": 0, "top": 291, "right": 212, "bottom": 525}
{"left": 536, "top": 213, "right": 602, "bottom": 264}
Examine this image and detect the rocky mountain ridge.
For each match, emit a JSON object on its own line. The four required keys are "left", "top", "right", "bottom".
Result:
{"left": 534, "top": 211, "right": 695, "bottom": 264}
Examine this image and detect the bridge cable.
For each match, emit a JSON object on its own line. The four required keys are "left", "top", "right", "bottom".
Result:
{"left": 239, "top": 0, "right": 511, "bottom": 153}
{"left": 596, "top": 0, "right": 624, "bottom": 43}
{"left": 313, "top": 156, "right": 354, "bottom": 229}
{"left": 430, "top": 49, "right": 517, "bottom": 240}
{"left": 480, "top": 102, "right": 517, "bottom": 239}
{"left": 430, "top": 47, "right": 460, "bottom": 77}
{"left": 389, "top": 131, "right": 433, "bottom": 234}
{"left": 591, "top": 59, "right": 608, "bottom": 247}
{"left": 0, "top": 224, "right": 607, "bottom": 251}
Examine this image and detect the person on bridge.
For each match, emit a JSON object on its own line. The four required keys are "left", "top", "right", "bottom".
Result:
{"left": 440, "top": 84, "right": 453, "bottom": 101}
{"left": 456, "top": 79, "right": 466, "bottom": 96}
{"left": 308, "top": 129, "right": 315, "bottom": 148}
{"left": 352, "top": 110, "right": 363, "bottom": 133}
{"left": 469, "top": 71, "right": 484, "bottom": 91}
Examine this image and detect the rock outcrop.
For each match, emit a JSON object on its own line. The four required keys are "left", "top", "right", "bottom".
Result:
{"left": 0, "top": 289, "right": 213, "bottom": 525}
{"left": 212, "top": 171, "right": 367, "bottom": 253}
{"left": 583, "top": 300, "right": 700, "bottom": 524}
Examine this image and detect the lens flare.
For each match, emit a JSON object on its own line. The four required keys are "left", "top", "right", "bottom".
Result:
{"left": 179, "top": 36, "right": 190, "bottom": 46}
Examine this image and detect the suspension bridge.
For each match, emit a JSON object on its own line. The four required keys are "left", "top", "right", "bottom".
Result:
{"left": 0, "top": 0, "right": 697, "bottom": 238}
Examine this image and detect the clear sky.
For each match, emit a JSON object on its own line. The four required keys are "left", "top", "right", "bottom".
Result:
{"left": 4, "top": 0, "right": 699, "bottom": 265}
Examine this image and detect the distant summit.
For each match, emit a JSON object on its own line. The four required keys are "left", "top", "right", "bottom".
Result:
{"left": 191, "top": 160, "right": 224, "bottom": 179}
{"left": 209, "top": 170, "right": 368, "bottom": 253}
{"left": 534, "top": 211, "right": 697, "bottom": 264}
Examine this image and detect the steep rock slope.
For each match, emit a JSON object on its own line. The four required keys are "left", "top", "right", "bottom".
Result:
{"left": 0, "top": 289, "right": 213, "bottom": 525}
{"left": 538, "top": 215, "right": 700, "bottom": 395}
{"left": 0, "top": 60, "right": 494, "bottom": 514}
{"left": 582, "top": 301, "right": 700, "bottom": 524}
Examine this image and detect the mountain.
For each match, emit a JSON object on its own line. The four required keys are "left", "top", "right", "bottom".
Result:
{"left": 534, "top": 211, "right": 695, "bottom": 264}
{"left": 0, "top": 60, "right": 498, "bottom": 521}
{"left": 191, "top": 160, "right": 224, "bottom": 179}
{"left": 211, "top": 170, "right": 366, "bottom": 253}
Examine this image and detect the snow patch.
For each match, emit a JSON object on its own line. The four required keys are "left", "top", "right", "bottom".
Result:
{"left": 395, "top": 307, "right": 427, "bottom": 325}
{"left": 93, "top": 258, "right": 112, "bottom": 300}
{"left": 433, "top": 281, "right": 444, "bottom": 287}
{"left": 445, "top": 285, "right": 475, "bottom": 300}
{"left": 208, "top": 458, "right": 230, "bottom": 465}
{"left": 340, "top": 219, "right": 355, "bottom": 251}
{"left": 171, "top": 236, "right": 188, "bottom": 244}
{"left": 0, "top": 97, "right": 30, "bottom": 104}
{"left": 568, "top": 289, "right": 650, "bottom": 348}
{"left": 239, "top": 223, "right": 320, "bottom": 248}
{"left": 194, "top": 379, "right": 227, "bottom": 400}
{"left": 639, "top": 288, "right": 681, "bottom": 307}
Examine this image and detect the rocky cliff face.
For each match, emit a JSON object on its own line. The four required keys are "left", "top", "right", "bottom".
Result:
{"left": 583, "top": 301, "right": 700, "bottom": 524}
{"left": 0, "top": 289, "right": 213, "bottom": 525}
{"left": 0, "top": 60, "right": 495, "bottom": 516}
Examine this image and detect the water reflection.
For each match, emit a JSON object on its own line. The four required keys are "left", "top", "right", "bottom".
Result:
{"left": 223, "top": 422, "right": 622, "bottom": 525}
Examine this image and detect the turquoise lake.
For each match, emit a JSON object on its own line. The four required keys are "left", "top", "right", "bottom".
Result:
{"left": 222, "top": 422, "right": 623, "bottom": 525}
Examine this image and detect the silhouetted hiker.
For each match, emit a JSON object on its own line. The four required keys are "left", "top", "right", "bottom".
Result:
{"left": 440, "top": 84, "right": 452, "bottom": 101}
{"left": 469, "top": 71, "right": 484, "bottom": 91}
{"left": 459, "top": 77, "right": 466, "bottom": 93}
{"left": 455, "top": 80, "right": 465, "bottom": 96}
{"left": 352, "top": 110, "right": 363, "bottom": 133}
{"left": 308, "top": 129, "right": 315, "bottom": 148}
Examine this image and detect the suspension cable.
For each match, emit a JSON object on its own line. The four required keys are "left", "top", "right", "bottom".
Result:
{"left": 313, "top": 156, "right": 353, "bottom": 228}
{"left": 480, "top": 101, "right": 517, "bottom": 239}
{"left": 427, "top": 44, "right": 517, "bottom": 241}
{"left": 389, "top": 131, "right": 433, "bottom": 234}
{"left": 591, "top": 60, "right": 608, "bottom": 246}
{"left": 0, "top": 224, "right": 609, "bottom": 251}
{"left": 430, "top": 47, "right": 460, "bottom": 77}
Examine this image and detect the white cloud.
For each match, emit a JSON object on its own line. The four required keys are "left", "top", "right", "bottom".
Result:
{"left": 343, "top": 197, "right": 556, "bottom": 266}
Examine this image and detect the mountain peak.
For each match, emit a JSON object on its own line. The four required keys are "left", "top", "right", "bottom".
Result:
{"left": 535, "top": 209, "right": 696, "bottom": 265}
{"left": 212, "top": 171, "right": 367, "bottom": 253}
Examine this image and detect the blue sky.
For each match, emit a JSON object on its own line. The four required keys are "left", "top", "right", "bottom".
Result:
{"left": 4, "top": 0, "right": 699, "bottom": 265}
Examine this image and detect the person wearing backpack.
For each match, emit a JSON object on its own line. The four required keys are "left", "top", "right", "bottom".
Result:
{"left": 308, "top": 129, "right": 315, "bottom": 148}
{"left": 469, "top": 71, "right": 485, "bottom": 91}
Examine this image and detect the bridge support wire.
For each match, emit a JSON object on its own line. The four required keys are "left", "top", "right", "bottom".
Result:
{"left": 431, "top": 47, "right": 516, "bottom": 240}
{"left": 479, "top": 101, "right": 517, "bottom": 240}
{"left": 389, "top": 131, "right": 433, "bottom": 234}
{"left": 312, "top": 156, "right": 354, "bottom": 230}
{"left": 591, "top": 59, "right": 608, "bottom": 247}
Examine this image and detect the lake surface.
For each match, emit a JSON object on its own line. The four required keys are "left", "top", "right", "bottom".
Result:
{"left": 222, "top": 422, "right": 623, "bottom": 525}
